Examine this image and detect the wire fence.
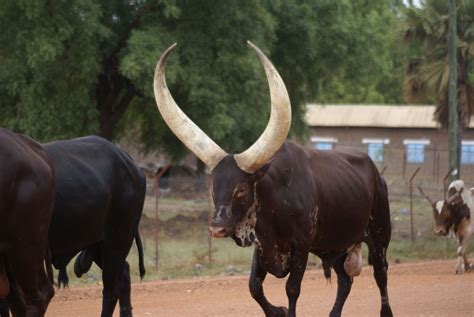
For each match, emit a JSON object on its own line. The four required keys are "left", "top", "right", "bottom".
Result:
{"left": 136, "top": 144, "right": 474, "bottom": 275}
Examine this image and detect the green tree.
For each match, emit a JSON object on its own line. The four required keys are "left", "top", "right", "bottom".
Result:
{"left": 295, "top": 0, "right": 405, "bottom": 105}
{"left": 1, "top": 0, "right": 406, "bottom": 162}
{"left": 401, "top": 0, "right": 474, "bottom": 127}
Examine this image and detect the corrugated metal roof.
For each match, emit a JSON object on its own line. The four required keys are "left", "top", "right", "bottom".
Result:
{"left": 306, "top": 104, "right": 448, "bottom": 128}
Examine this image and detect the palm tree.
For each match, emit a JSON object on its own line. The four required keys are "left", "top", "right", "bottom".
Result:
{"left": 402, "top": 0, "right": 474, "bottom": 128}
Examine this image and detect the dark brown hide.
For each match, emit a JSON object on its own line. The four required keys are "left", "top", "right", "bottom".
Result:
{"left": 0, "top": 128, "right": 55, "bottom": 316}
{"left": 211, "top": 141, "right": 392, "bottom": 317}
{"left": 0, "top": 259, "right": 9, "bottom": 298}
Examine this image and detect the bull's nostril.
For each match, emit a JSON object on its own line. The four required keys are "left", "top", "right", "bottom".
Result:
{"left": 209, "top": 226, "right": 227, "bottom": 238}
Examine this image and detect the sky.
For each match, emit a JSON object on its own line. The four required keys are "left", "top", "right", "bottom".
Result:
{"left": 403, "top": 0, "right": 422, "bottom": 7}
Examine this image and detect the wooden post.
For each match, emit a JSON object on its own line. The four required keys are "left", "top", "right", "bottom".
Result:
{"left": 402, "top": 148, "right": 407, "bottom": 179}
{"left": 153, "top": 165, "right": 171, "bottom": 269}
{"left": 448, "top": 0, "right": 459, "bottom": 183}
{"left": 409, "top": 167, "right": 421, "bottom": 243}
{"left": 207, "top": 175, "right": 213, "bottom": 264}
{"left": 443, "top": 168, "right": 455, "bottom": 200}
{"left": 154, "top": 185, "right": 159, "bottom": 269}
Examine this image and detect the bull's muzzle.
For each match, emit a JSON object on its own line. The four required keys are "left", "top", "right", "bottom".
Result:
{"left": 209, "top": 225, "right": 230, "bottom": 238}
{"left": 434, "top": 227, "right": 447, "bottom": 236}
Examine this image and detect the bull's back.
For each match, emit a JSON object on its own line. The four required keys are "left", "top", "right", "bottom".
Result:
{"left": 261, "top": 142, "right": 375, "bottom": 250}
{"left": 43, "top": 136, "right": 145, "bottom": 253}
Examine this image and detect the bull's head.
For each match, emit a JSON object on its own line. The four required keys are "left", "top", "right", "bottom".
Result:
{"left": 153, "top": 42, "right": 291, "bottom": 246}
{"left": 418, "top": 182, "right": 467, "bottom": 236}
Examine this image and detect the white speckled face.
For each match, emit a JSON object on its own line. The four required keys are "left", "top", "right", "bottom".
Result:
{"left": 233, "top": 186, "right": 260, "bottom": 247}
{"left": 435, "top": 201, "right": 445, "bottom": 214}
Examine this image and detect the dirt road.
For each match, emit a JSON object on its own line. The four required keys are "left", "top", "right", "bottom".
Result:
{"left": 47, "top": 260, "right": 473, "bottom": 316}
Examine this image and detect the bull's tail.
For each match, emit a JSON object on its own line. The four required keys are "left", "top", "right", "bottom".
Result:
{"left": 57, "top": 267, "right": 69, "bottom": 288}
{"left": 45, "top": 247, "right": 54, "bottom": 285}
{"left": 135, "top": 231, "right": 145, "bottom": 280}
{"left": 322, "top": 260, "right": 331, "bottom": 284}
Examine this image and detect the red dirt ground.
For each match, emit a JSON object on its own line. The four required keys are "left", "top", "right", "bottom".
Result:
{"left": 47, "top": 260, "right": 474, "bottom": 316}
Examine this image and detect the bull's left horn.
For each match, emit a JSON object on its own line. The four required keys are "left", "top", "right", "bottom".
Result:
{"left": 234, "top": 41, "right": 292, "bottom": 174}
{"left": 153, "top": 43, "right": 228, "bottom": 171}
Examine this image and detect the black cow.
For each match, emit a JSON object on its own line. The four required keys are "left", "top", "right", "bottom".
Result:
{"left": 41, "top": 136, "right": 146, "bottom": 317}
{"left": 153, "top": 42, "right": 393, "bottom": 317}
{"left": 0, "top": 128, "right": 55, "bottom": 316}
{"left": 419, "top": 180, "right": 473, "bottom": 274}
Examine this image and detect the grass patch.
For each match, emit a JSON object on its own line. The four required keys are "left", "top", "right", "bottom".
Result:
{"left": 60, "top": 195, "right": 473, "bottom": 286}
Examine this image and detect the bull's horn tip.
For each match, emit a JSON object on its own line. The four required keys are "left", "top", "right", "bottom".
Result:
{"left": 164, "top": 43, "right": 178, "bottom": 53}
{"left": 157, "top": 43, "right": 178, "bottom": 68}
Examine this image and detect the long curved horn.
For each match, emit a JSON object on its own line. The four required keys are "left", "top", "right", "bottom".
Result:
{"left": 153, "top": 43, "right": 227, "bottom": 171}
{"left": 418, "top": 186, "right": 435, "bottom": 207}
{"left": 234, "top": 41, "right": 292, "bottom": 174}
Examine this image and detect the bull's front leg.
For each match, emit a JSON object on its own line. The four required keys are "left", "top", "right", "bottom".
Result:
{"left": 249, "top": 249, "right": 287, "bottom": 317}
{"left": 285, "top": 250, "right": 308, "bottom": 317}
{"left": 455, "top": 230, "right": 472, "bottom": 274}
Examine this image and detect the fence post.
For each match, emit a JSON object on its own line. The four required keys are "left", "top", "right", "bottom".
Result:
{"left": 435, "top": 151, "right": 440, "bottom": 184}
{"left": 443, "top": 168, "right": 455, "bottom": 200}
{"left": 154, "top": 185, "right": 159, "bottom": 269}
{"left": 409, "top": 167, "right": 421, "bottom": 243}
{"left": 207, "top": 174, "right": 213, "bottom": 265}
{"left": 402, "top": 148, "right": 407, "bottom": 179}
{"left": 153, "top": 164, "right": 171, "bottom": 269}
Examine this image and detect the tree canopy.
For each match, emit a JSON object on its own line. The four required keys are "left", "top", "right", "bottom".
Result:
{"left": 0, "top": 0, "right": 405, "bottom": 161}
{"left": 401, "top": 0, "right": 474, "bottom": 127}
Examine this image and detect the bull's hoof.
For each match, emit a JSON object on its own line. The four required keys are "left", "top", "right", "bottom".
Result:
{"left": 266, "top": 306, "right": 287, "bottom": 317}
{"left": 465, "top": 264, "right": 473, "bottom": 272}
{"left": 329, "top": 310, "right": 341, "bottom": 317}
{"left": 119, "top": 307, "right": 133, "bottom": 317}
{"left": 380, "top": 304, "right": 393, "bottom": 317}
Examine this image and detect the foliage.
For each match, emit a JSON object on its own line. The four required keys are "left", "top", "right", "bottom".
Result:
{"left": 300, "top": 0, "right": 406, "bottom": 105}
{"left": 0, "top": 0, "right": 107, "bottom": 139}
{"left": 1, "top": 0, "right": 405, "bottom": 161}
{"left": 401, "top": 0, "right": 474, "bottom": 127}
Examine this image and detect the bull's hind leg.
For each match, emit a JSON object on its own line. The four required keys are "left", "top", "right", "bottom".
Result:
{"left": 249, "top": 250, "right": 287, "bottom": 317}
{"left": 366, "top": 234, "right": 393, "bottom": 317}
{"left": 88, "top": 245, "right": 133, "bottom": 317}
{"left": 368, "top": 243, "right": 392, "bottom": 316}
{"left": 118, "top": 262, "right": 133, "bottom": 317}
{"left": 6, "top": 249, "right": 53, "bottom": 317}
{"left": 329, "top": 254, "right": 353, "bottom": 317}
{"left": 367, "top": 177, "right": 393, "bottom": 317}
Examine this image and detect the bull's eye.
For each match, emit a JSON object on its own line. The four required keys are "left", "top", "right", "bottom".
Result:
{"left": 235, "top": 186, "right": 248, "bottom": 200}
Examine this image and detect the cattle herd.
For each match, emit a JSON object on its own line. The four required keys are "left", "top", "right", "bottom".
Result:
{"left": 0, "top": 42, "right": 472, "bottom": 317}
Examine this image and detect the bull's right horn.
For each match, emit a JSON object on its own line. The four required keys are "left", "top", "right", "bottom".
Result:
{"left": 234, "top": 41, "right": 292, "bottom": 174}
{"left": 153, "top": 43, "right": 228, "bottom": 171}
{"left": 418, "top": 186, "right": 435, "bottom": 207}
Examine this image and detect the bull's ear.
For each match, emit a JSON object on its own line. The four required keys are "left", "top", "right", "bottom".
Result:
{"left": 251, "top": 161, "right": 271, "bottom": 181}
